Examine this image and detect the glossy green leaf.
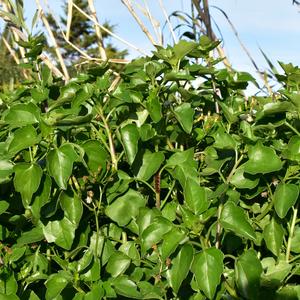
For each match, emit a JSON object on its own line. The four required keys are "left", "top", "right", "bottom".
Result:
{"left": 13, "top": 163, "right": 42, "bottom": 208}
{"left": 0, "top": 272, "right": 17, "bottom": 295}
{"left": 191, "top": 248, "right": 224, "bottom": 299}
{"left": 120, "top": 124, "right": 140, "bottom": 165}
{"left": 45, "top": 271, "right": 72, "bottom": 300}
{"left": 4, "top": 103, "right": 40, "bottom": 126}
{"left": 0, "top": 160, "right": 14, "bottom": 183}
{"left": 243, "top": 142, "right": 282, "bottom": 174}
{"left": 59, "top": 190, "right": 83, "bottom": 226}
{"left": 43, "top": 217, "right": 76, "bottom": 250}
{"left": 146, "top": 91, "right": 162, "bottom": 123}
{"left": 113, "top": 276, "right": 142, "bottom": 299}
{"left": 159, "top": 227, "right": 186, "bottom": 261}
{"left": 77, "top": 249, "right": 93, "bottom": 273}
{"left": 0, "top": 201, "right": 9, "bottom": 215}
{"left": 211, "top": 126, "right": 237, "bottom": 149}
{"left": 105, "top": 189, "right": 146, "bottom": 226}
{"left": 8, "top": 125, "right": 39, "bottom": 154}
{"left": 235, "top": 250, "right": 262, "bottom": 300}
{"left": 173, "top": 40, "right": 197, "bottom": 61}
{"left": 290, "top": 226, "right": 300, "bottom": 253}
{"left": 141, "top": 216, "right": 173, "bottom": 254}
{"left": 82, "top": 140, "right": 108, "bottom": 175}
{"left": 106, "top": 251, "right": 131, "bottom": 277}
{"left": 263, "top": 217, "right": 284, "bottom": 256}
{"left": 31, "top": 174, "right": 52, "bottom": 222}
{"left": 274, "top": 183, "right": 299, "bottom": 218}
{"left": 166, "top": 244, "right": 194, "bottom": 293}
{"left": 135, "top": 150, "right": 164, "bottom": 181}
{"left": 173, "top": 103, "right": 194, "bottom": 133}
{"left": 46, "top": 143, "right": 78, "bottom": 189}
{"left": 282, "top": 136, "right": 300, "bottom": 161}
{"left": 84, "top": 284, "right": 105, "bottom": 300}
{"left": 220, "top": 201, "right": 256, "bottom": 240}
{"left": 256, "top": 101, "right": 294, "bottom": 120}
{"left": 184, "top": 179, "right": 209, "bottom": 215}
{"left": 17, "top": 227, "right": 44, "bottom": 245}
{"left": 230, "top": 166, "right": 259, "bottom": 189}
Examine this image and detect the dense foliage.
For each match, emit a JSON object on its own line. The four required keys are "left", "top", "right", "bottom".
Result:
{"left": 1, "top": 36, "right": 300, "bottom": 300}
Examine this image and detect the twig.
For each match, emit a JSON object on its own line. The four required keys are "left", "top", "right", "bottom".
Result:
{"left": 122, "top": 0, "right": 157, "bottom": 45}
{"left": 66, "top": 0, "right": 73, "bottom": 40}
{"left": 72, "top": 2, "right": 147, "bottom": 55}
{"left": 158, "top": 0, "right": 178, "bottom": 44}
{"left": 141, "top": 0, "right": 162, "bottom": 45}
{"left": 35, "top": 0, "right": 70, "bottom": 81}
{"left": 87, "top": 0, "right": 107, "bottom": 61}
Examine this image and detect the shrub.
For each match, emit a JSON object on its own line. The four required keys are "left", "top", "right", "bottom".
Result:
{"left": 1, "top": 36, "right": 300, "bottom": 299}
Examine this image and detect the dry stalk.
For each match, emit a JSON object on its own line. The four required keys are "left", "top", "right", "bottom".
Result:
{"left": 87, "top": 0, "right": 107, "bottom": 61}
{"left": 158, "top": 0, "right": 178, "bottom": 44}
{"left": 72, "top": 1, "right": 147, "bottom": 56}
{"left": 35, "top": 0, "right": 70, "bottom": 81}
{"left": 121, "top": 0, "right": 157, "bottom": 45}
{"left": 66, "top": 0, "right": 73, "bottom": 40}
{"left": 141, "top": 0, "right": 162, "bottom": 45}
{"left": 2, "top": 36, "right": 29, "bottom": 79}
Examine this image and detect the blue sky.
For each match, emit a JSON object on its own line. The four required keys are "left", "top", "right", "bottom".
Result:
{"left": 3, "top": 1, "right": 300, "bottom": 80}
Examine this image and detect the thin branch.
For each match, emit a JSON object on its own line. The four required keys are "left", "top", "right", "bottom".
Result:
{"left": 141, "top": 0, "right": 162, "bottom": 45}
{"left": 158, "top": 0, "right": 178, "bottom": 44}
{"left": 87, "top": 0, "right": 107, "bottom": 61}
{"left": 72, "top": 2, "right": 147, "bottom": 55}
{"left": 121, "top": 0, "right": 157, "bottom": 45}
{"left": 66, "top": 0, "right": 73, "bottom": 40}
{"left": 35, "top": 0, "right": 70, "bottom": 81}
{"left": 2, "top": 36, "right": 29, "bottom": 79}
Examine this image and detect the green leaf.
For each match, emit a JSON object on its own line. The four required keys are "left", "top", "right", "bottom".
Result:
{"left": 166, "top": 244, "right": 194, "bottom": 293}
{"left": 243, "top": 142, "right": 282, "bottom": 174}
{"left": 146, "top": 90, "right": 162, "bottom": 123}
{"left": 173, "top": 103, "right": 194, "bottom": 133}
{"left": 17, "top": 227, "right": 44, "bottom": 245}
{"left": 8, "top": 125, "right": 39, "bottom": 154}
{"left": 120, "top": 124, "right": 140, "bottom": 165}
{"left": 282, "top": 136, "right": 300, "bottom": 161}
{"left": 274, "top": 183, "right": 299, "bottom": 218}
{"left": 0, "top": 201, "right": 9, "bottom": 215}
{"left": 82, "top": 140, "right": 108, "bottom": 175}
{"left": 113, "top": 276, "right": 142, "bottom": 299}
{"left": 43, "top": 217, "right": 76, "bottom": 250}
{"left": 291, "top": 226, "right": 300, "bottom": 253}
{"left": 159, "top": 227, "right": 186, "bottom": 261}
{"left": 0, "top": 160, "right": 14, "bottom": 183}
{"left": 263, "top": 217, "right": 284, "bottom": 256}
{"left": 45, "top": 271, "right": 72, "bottom": 300}
{"left": 230, "top": 166, "right": 259, "bottom": 189}
{"left": 46, "top": 144, "right": 78, "bottom": 189}
{"left": 211, "top": 126, "right": 237, "bottom": 149}
{"left": 31, "top": 174, "right": 52, "bottom": 222}
{"left": 0, "top": 272, "right": 18, "bottom": 295}
{"left": 106, "top": 251, "right": 131, "bottom": 277}
{"left": 184, "top": 179, "right": 209, "bottom": 214}
{"left": 173, "top": 40, "right": 197, "bottom": 61}
{"left": 13, "top": 163, "right": 43, "bottom": 208}
{"left": 4, "top": 103, "right": 40, "bottom": 126}
{"left": 105, "top": 189, "right": 146, "bottom": 226}
{"left": 191, "top": 248, "right": 224, "bottom": 299}
{"left": 77, "top": 249, "right": 93, "bottom": 273}
{"left": 141, "top": 216, "right": 173, "bottom": 254}
{"left": 235, "top": 250, "right": 262, "bottom": 300}
{"left": 220, "top": 201, "right": 256, "bottom": 240}
{"left": 135, "top": 150, "right": 164, "bottom": 181}
{"left": 256, "top": 101, "right": 295, "bottom": 120}
{"left": 59, "top": 190, "right": 83, "bottom": 227}
{"left": 84, "top": 284, "right": 105, "bottom": 300}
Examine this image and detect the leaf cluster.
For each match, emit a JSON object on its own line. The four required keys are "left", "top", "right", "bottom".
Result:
{"left": 1, "top": 35, "right": 300, "bottom": 299}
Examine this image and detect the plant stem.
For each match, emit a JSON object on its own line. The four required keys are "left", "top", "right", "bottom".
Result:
{"left": 286, "top": 204, "right": 298, "bottom": 262}
{"left": 285, "top": 121, "right": 300, "bottom": 137}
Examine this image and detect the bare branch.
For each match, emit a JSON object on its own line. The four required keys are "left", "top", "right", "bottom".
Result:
{"left": 121, "top": 0, "right": 157, "bottom": 45}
